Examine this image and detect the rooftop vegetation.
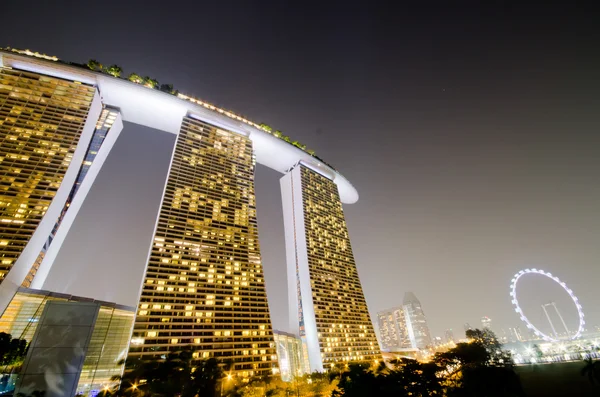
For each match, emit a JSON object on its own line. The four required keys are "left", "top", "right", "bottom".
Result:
{"left": 1, "top": 47, "right": 333, "bottom": 170}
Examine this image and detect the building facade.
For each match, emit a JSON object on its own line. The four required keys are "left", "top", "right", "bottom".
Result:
{"left": 402, "top": 292, "right": 432, "bottom": 350}
{"left": 377, "top": 307, "right": 414, "bottom": 352}
{"left": 273, "top": 330, "right": 310, "bottom": 382}
{"left": 281, "top": 163, "right": 380, "bottom": 372}
{"left": 128, "top": 117, "right": 277, "bottom": 377}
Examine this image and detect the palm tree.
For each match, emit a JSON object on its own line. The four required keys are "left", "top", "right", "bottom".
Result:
{"left": 581, "top": 357, "right": 600, "bottom": 385}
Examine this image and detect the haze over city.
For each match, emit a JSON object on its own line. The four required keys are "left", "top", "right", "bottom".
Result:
{"left": 1, "top": 0, "right": 599, "bottom": 341}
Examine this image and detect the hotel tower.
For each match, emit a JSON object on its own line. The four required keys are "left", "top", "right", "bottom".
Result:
{"left": 0, "top": 48, "right": 379, "bottom": 395}
{"left": 281, "top": 164, "right": 379, "bottom": 372}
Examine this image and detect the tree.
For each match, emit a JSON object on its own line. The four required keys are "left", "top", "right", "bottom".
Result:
{"left": 434, "top": 329, "right": 523, "bottom": 397}
{"left": 86, "top": 59, "right": 101, "bottom": 71}
{"left": 387, "top": 358, "right": 443, "bottom": 396}
{"left": 0, "top": 332, "right": 28, "bottom": 366}
{"left": 259, "top": 123, "right": 273, "bottom": 132}
{"left": 106, "top": 65, "right": 123, "bottom": 78}
{"left": 114, "top": 349, "right": 222, "bottom": 396}
{"left": 581, "top": 357, "right": 600, "bottom": 385}
{"left": 159, "top": 83, "right": 175, "bottom": 94}
{"left": 332, "top": 363, "right": 377, "bottom": 397}
{"left": 127, "top": 73, "right": 144, "bottom": 84}
{"left": 143, "top": 77, "right": 159, "bottom": 89}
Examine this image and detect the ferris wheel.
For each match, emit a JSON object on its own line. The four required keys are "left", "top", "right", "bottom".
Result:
{"left": 509, "top": 269, "right": 585, "bottom": 342}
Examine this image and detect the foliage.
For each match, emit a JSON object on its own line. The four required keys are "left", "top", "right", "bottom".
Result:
{"left": 127, "top": 73, "right": 144, "bottom": 84}
{"left": 113, "top": 349, "right": 222, "bottom": 397}
{"left": 581, "top": 357, "right": 600, "bottom": 385}
{"left": 106, "top": 65, "right": 123, "bottom": 77}
{"left": 159, "top": 83, "right": 177, "bottom": 94}
{"left": 0, "top": 332, "right": 28, "bottom": 366}
{"left": 143, "top": 77, "right": 159, "bottom": 89}
{"left": 259, "top": 123, "right": 273, "bottom": 132}
{"left": 434, "top": 329, "right": 523, "bottom": 397}
{"left": 86, "top": 59, "right": 102, "bottom": 71}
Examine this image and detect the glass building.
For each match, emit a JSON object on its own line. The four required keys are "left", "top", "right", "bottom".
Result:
{"left": 281, "top": 163, "right": 380, "bottom": 372}
{"left": 377, "top": 293, "right": 432, "bottom": 352}
{"left": 0, "top": 288, "right": 135, "bottom": 396}
{"left": 273, "top": 330, "right": 310, "bottom": 382}
{"left": 402, "top": 292, "right": 432, "bottom": 350}
{"left": 129, "top": 116, "right": 277, "bottom": 377}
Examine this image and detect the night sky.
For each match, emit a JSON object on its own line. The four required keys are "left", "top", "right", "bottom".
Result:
{"left": 2, "top": 1, "right": 600, "bottom": 339}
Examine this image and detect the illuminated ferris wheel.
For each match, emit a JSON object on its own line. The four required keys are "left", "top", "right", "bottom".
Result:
{"left": 509, "top": 269, "right": 585, "bottom": 342}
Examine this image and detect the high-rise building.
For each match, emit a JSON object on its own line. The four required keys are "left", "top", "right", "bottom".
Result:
{"left": 273, "top": 330, "right": 310, "bottom": 382}
{"left": 0, "top": 49, "right": 376, "bottom": 390}
{"left": 0, "top": 66, "right": 104, "bottom": 309}
{"left": 377, "top": 307, "right": 413, "bottom": 352}
{"left": 481, "top": 316, "right": 492, "bottom": 330}
{"left": 128, "top": 117, "right": 276, "bottom": 376}
{"left": 444, "top": 329, "right": 454, "bottom": 343}
{"left": 281, "top": 163, "right": 380, "bottom": 372}
{"left": 402, "top": 292, "right": 432, "bottom": 350}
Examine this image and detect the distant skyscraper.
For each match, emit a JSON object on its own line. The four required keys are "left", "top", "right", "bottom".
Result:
{"left": 377, "top": 307, "right": 414, "bottom": 352}
{"left": 281, "top": 163, "right": 380, "bottom": 371}
{"left": 444, "top": 329, "right": 454, "bottom": 343}
{"left": 402, "top": 292, "right": 432, "bottom": 350}
{"left": 481, "top": 316, "right": 492, "bottom": 330}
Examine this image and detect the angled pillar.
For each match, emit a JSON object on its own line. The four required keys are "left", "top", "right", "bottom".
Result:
{"left": 29, "top": 107, "right": 123, "bottom": 289}
{"left": 280, "top": 162, "right": 380, "bottom": 372}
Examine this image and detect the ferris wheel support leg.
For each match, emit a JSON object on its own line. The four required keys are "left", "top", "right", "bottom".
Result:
{"left": 552, "top": 302, "right": 570, "bottom": 336}
{"left": 542, "top": 303, "right": 559, "bottom": 338}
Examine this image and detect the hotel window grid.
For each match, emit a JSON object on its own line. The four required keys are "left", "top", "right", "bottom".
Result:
{"left": 298, "top": 165, "right": 379, "bottom": 365}
{"left": 129, "top": 116, "right": 276, "bottom": 377}
{"left": 0, "top": 68, "right": 95, "bottom": 281}
{"left": 21, "top": 107, "right": 119, "bottom": 287}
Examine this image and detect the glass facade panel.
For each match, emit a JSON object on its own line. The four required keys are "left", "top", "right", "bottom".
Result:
{"left": 0, "top": 288, "right": 134, "bottom": 396}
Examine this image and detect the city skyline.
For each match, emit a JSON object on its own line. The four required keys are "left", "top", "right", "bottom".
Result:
{"left": 0, "top": 1, "right": 598, "bottom": 340}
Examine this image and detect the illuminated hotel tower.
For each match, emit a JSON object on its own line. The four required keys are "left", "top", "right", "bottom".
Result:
{"left": 281, "top": 163, "right": 379, "bottom": 372}
{"left": 0, "top": 67, "right": 117, "bottom": 310}
{"left": 128, "top": 116, "right": 276, "bottom": 376}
